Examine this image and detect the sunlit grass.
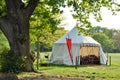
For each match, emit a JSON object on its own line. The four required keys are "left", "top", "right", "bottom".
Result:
{"left": 17, "top": 72, "right": 41, "bottom": 78}
{"left": 107, "top": 53, "right": 120, "bottom": 66}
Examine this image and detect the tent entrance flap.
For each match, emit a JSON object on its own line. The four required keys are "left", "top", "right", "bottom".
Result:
{"left": 80, "top": 46, "right": 100, "bottom": 65}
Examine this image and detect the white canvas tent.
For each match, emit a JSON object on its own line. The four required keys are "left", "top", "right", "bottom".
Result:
{"left": 49, "top": 28, "right": 107, "bottom": 65}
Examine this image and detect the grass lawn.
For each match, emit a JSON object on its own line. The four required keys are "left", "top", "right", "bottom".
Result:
{"left": 18, "top": 53, "right": 120, "bottom": 80}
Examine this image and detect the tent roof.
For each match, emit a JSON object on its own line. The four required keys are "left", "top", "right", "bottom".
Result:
{"left": 55, "top": 28, "right": 79, "bottom": 44}
{"left": 55, "top": 28, "right": 100, "bottom": 46}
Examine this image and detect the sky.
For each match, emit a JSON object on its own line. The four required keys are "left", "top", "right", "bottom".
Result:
{"left": 61, "top": 1, "right": 120, "bottom": 31}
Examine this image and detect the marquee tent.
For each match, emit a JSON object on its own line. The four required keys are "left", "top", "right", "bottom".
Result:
{"left": 49, "top": 28, "right": 107, "bottom": 65}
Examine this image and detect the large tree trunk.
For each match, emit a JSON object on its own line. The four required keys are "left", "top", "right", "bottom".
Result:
{"left": 0, "top": 0, "right": 38, "bottom": 71}
{"left": 0, "top": 14, "right": 34, "bottom": 72}
{"left": 8, "top": 20, "right": 34, "bottom": 71}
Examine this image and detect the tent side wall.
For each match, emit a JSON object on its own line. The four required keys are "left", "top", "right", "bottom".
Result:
{"left": 49, "top": 44, "right": 68, "bottom": 65}
{"left": 49, "top": 44, "right": 107, "bottom": 65}
{"left": 99, "top": 47, "right": 107, "bottom": 64}
{"left": 49, "top": 43, "right": 80, "bottom": 65}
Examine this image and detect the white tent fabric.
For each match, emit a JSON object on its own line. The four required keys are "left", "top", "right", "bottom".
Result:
{"left": 49, "top": 28, "right": 107, "bottom": 65}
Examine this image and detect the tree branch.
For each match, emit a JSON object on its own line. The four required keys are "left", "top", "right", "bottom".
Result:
{"left": 5, "top": 0, "right": 23, "bottom": 13}
{"left": 5, "top": 0, "right": 25, "bottom": 21}
{"left": 0, "top": 17, "right": 8, "bottom": 36}
{"left": 25, "top": 0, "right": 39, "bottom": 18}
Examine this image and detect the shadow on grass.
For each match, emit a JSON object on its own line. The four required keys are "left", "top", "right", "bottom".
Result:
{"left": 41, "top": 63, "right": 102, "bottom": 68}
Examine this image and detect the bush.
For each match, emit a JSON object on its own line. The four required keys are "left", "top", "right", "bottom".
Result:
{"left": 0, "top": 49, "right": 25, "bottom": 73}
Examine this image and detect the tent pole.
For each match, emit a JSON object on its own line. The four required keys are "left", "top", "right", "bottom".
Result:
{"left": 75, "top": 56, "right": 79, "bottom": 69}
{"left": 75, "top": 56, "right": 77, "bottom": 69}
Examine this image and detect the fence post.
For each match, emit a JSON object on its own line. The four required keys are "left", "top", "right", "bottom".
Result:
{"left": 109, "top": 56, "right": 111, "bottom": 66}
{"left": 106, "top": 53, "right": 108, "bottom": 65}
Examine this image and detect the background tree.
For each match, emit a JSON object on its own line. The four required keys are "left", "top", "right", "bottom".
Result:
{"left": 30, "top": 2, "right": 62, "bottom": 49}
{"left": 113, "top": 31, "right": 120, "bottom": 52}
{"left": 39, "top": 28, "right": 67, "bottom": 52}
{"left": 30, "top": 28, "right": 67, "bottom": 52}
{"left": 92, "top": 33, "right": 114, "bottom": 53}
{"left": 89, "top": 26, "right": 118, "bottom": 38}
{"left": 89, "top": 26, "right": 120, "bottom": 52}
{"left": 0, "top": 0, "right": 120, "bottom": 72}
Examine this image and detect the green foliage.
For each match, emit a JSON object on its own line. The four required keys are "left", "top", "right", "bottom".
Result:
{"left": 89, "top": 26, "right": 118, "bottom": 38}
{"left": 0, "top": 0, "right": 7, "bottom": 17}
{"left": 92, "top": 33, "right": 114, "bottom": 52}
{"left": 0, "top": 49, "right": 25, "bottom": 73}
{"left": 30, "top": 1, "right": 61, "bottom": 32}
{"left": 30, "top": 1, "right": 62, "bottom": 46}
{"left": 46, "top": 0, "right": 65, "bottom": 13}
{"left": 39, "top": 28, "right": 67, "bottom": 52}
{"left": 113, "top": 31, "right": 120, "bottom": 52}
{"left": 30, "top": 3, "right": 67, "bottom": 51}
{"left": 30, "top": 28, "right": 67, "bottom": 52}
{"left": 0, "top": 30, "right": 9, "bottom": 53}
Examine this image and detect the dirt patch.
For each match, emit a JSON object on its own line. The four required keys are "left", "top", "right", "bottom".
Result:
{"left": 48, "top": 77, "right": 88, "bottom": 80}
{"left": 0, "top": 73, "right": 18, "bottom": 80}
{"left": 18, "top": 76, "right": 89, "bottom": 80}
{"left": 17, "top": 72, "right": 90, "bottom": 80}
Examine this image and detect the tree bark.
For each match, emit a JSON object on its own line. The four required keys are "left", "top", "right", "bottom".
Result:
{"left": 0, "top": 0, "right": 39, "bottom": 71}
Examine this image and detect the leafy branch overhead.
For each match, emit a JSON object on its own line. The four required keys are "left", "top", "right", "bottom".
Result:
{"left": 1, "top": 0, "right": 120, "bottom": 31}
{"left": 70, "top": 0, "right": 120, "bottom": 28}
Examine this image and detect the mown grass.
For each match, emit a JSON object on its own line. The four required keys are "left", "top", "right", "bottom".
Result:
{"left": 107, "top": 53, "right": 120, "bottom": 66}
{"left": 39, "top": 65, "right": 120, "bottom": 80}
{"left": 18, "top": 53, "right": 120, "bottom": 80}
